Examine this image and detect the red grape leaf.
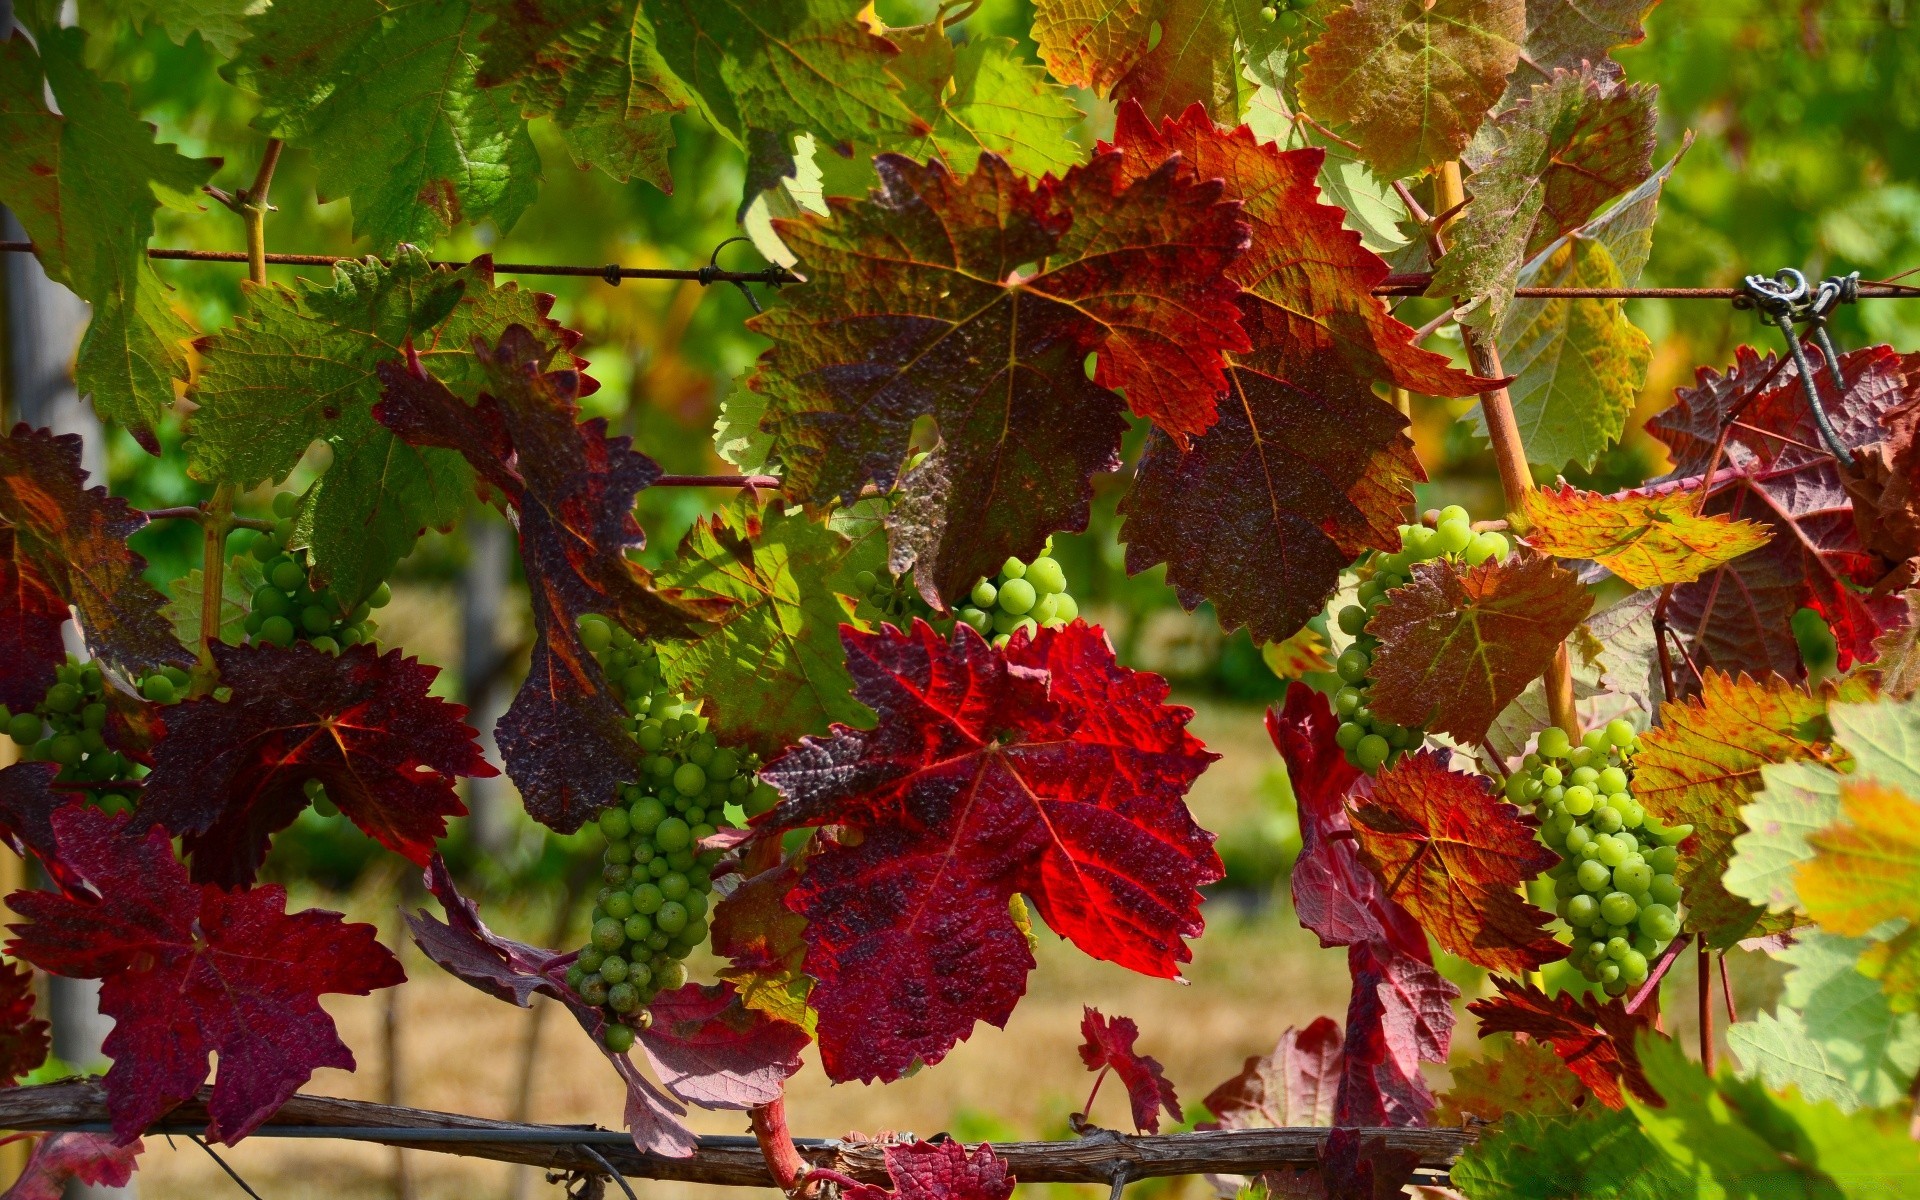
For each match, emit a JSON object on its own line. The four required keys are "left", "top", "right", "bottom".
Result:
{"left": 1365, "top": 553, "right": 1594, "bottom": 744}
{"left": 1298, "top": 0, "right": 1525, "bottom": 181}
{"left": 710, "top": 850, "right": 815, "bottom": 1033}
{"left": 1030, "top": 0, "right": 1244, "bottom": 125}
{"left": 133, "top": 642, "right": 494, "bottom": 887}
{"left": 1263, "top": 685, "right": 1456, "bottom": 1125}
{"left": 1521, "top": 482, "right": 1774, "bottom": 589}
{"left": 1202, "top": 1016, "right": 1343, "bottom": 1130}
{"left": 747, "top": 150, "right": 1248, "bottom": 604}
{"left": 0, "top": 959, "right": 48, "bottom": 1086}
{"left": 1348, "top": 750, "right": 1564, "bottom": 972}
{"left": 1646, "top": 343, "right": 1913, "bottom": 675}
{"left": 0, "top": 425, "right": 190, "bottom": 708}
{"left": 5, "top": 806, "right": 404, "bottom": 1144}
{"left": 1431, "top": 1034, "right": 1586, "bottom": 1125}
{"left": 1872, "top": 590, "right": 1920, "bottom": 701}
{"left": 1845, "top": 382, "right": 1920, "bottom": 567}
{"left": 375, "top": 325, "right": 720, "bottom": 830}
{"left": 1469, "top": 976, "right": 1660, "bottom": 1109}
{"left": 0, "top": 763, "right": 92, "bottom": 898}
{"left": 759, "top": 619, "right": 1220, "bottom": 1083}
{"left": 404, "top": 856, "right": 802, "bottom": 1144}
{"left": 843, "top": 1141, "right": 1015, "bottom": 1200}
{"left": 1633, "top": 669, "right": 1871, "bottom": 947}
{"left": 1104, "top": 103, "right": 1485, "bottom": 644}
{"left": 1320, "top": 1127, "right": 1421, "bottom": 1200}
{"left": 1337, "top": 939, "right": 1455, "bottom": 1127}
{"left": 0, "top": 530, "right": 66, "bottom": 714}
{"left": 0, "top": 1132, "right": 142, "bottom": 1200}
{"left": 636, "top": 982, "right": 810, "bottom": 1110}
{"left": 1078, "top": 1007, "right": 1181, "bottom": 1133}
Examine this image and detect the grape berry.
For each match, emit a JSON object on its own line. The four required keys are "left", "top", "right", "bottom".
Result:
{"left": 241, "top": 491, "right": 388, "bottom": 653}
{"left": 564, "top": 614, "right": 778, "bottom": 1049}
{"left": 1331, "top": 507, "right": 1509, "bottom": 773}
{"left": 855, "top": 543, "right": 1080, "bottom": 649}
{"left": 0, "top": 655, "right": 152, "bottom": 787}
{"left": 1259, "top": 0, "right": 1311, "bottom": 32}
{"left": 1515, "top": 720, "right": 1692, "bottom": 996}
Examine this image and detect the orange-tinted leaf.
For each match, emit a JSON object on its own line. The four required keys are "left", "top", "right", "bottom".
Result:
{"left": 1798, "top": 780, "right": 1920, "bottom": 973}
{"left": 1431, "top": 1035, "right": 1586, "bottom": 1126}
{"left": 1078, "top": 1007, "right": 1181, "bottom": 1133}
{"left": 375, "top": 326, "right": 719, "bottom": 830}
{"left": 1634, "top": 670, "right": 1871, "bottom": 947}
{"left": 1647, "top": 344, "right": 1914, "bottom": 676}
{"left": 747, "top": 151, "right": 1248, "bottom": 604}
{"left": 1468, "top": 976, "right": 1660, "bottom": 1109}
{"left": 0, "top": 425, "right": 190, "bottom": 709}
{"left": 1521, "top": 483, "right": 1774, "bottom": 589}
{"left": 1030, "top": 0, "right": 1244, "bottom": 124}
{"left": 709, "top": 851, "right": 814, "bottom": 1033}
{"left": 1203, "top": 1016, "right": 1343, "bottom": 1129}
{"left": 1365, "top": 554, "right": 1593, "bottom": 744}
{"left": 1348, "top": 751, "right": 1564, "bottom": 972}
{"left": 1263, "top": 624, "right": 1336, "bottom": 679}
{"left": 1299, "top": 0, "right": 1525, "bottom": 181}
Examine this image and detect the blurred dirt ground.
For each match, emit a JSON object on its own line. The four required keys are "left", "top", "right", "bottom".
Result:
{"left": 71, "top": 698, "right": 1785, "bottom": 1199}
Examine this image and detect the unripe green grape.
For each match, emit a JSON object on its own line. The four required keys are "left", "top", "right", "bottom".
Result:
{"left": 999, "top": 557, "right": 1025, "bottom": 580}
{"left": 1607, "top": 718, "right": 1637, "bottom": 748}
{"left": 672, "top": 762, "right": 707, "bottom": 797}
{"left": 654, "top": 817, "right": 692, "bottom": 853}
{"left": 1334, "top": 722, "right": 1364, "bottom": 751}
{"left": 1466, "top": 531, "right": 1509, "bottom": 565}
{"left": 1576, "top": 859, "right": 1611, "bottom": 892}
{"left": 369, "top": 582, "right": 393, "bottom": 609}
{"left": 260, "top": 615, "right": 296, "bottom": 646}
{"left": 580, "top": 976, "right": 611, "bottom": 1005}
{"left": 969, "top": 578, "right": 998, "bottom": 608}
{"left": 1567, "top": 893, "right": 1599, "bottom": 926}
{"left": 1537, "top": 728, "right": 1572, "bottom": 759}
{"left": 1593, "top": 807, "right": 1624, "bottom": 834}
{"left": 660, "top": 872, "right": 690, "bottom": 901}
{"left": 141, "top": 675, "right": 177, "bottom": 704}
{"left": 1355, "top": 734, "right": 1389, "bottom": 772}
{"left": 592, "top": 918, "right": 627, "bottom": 952}
{"left": 603, "top": 1022, "right": 636, "bottom": 1053}
{"left": 997, "top": 577, "right": 1037, "bottom": 615}
{"left": 1614, "top": 862, "right": 1652, "bottom": 894}
{"left": 270, "top": 560, "right": 305, "bottom": 592}
{"left": 1334, "top": 686, "right": 1362, "bottom": 717}
{"left": 1054, "top": 593, "right": 1079, "bottom": 623}
{"left": 1562, "top": 785, "right": 1595, "bottom": 816}
{"left": 1336, "top": 647, "right": 1370, "bottom": 684}
{"left": 1600, "top": 892, "right": 1640, "bottom": 925}
{"left": 1025, "top": 557, "right": 1067, "bottom": 595}
{"left": 1650, "top": 874, "right": 1682, "bottom": 906}
{"left": 601, "top": 956, "right": 630, "bottom": 984}
{"left": 655, "top": 960, "right": 688, "bottom": 991}
{"left": 1434, "top": 519, "right": 1473, "bottom": 556}
{"left": 656, "top": 902, "right": 688, "bottom": 935}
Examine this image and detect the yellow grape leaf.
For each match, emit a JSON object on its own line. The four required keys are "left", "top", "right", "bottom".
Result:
{"left": 1799, "top": 779, "right": 1920, "bottom": 1011}
{"left": 1521, "top": 484, "right": 1774, "bottom": 589}
{"left": 1634, "top": 670, "right": 1874, "bottom": 948}
{"left": 1263, "top": 625, "right": 1335, "bottom": 680}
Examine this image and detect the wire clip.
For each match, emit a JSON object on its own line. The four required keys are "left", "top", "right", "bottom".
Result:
{"left": 1734, "top": 267, "right": 1861, "bottom": 466}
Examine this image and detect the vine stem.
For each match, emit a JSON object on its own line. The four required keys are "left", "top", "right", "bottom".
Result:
{"left": 1697, "top": 935, "right": 1715, "bottom": 1075}
{"left": 1435, "top": 161, "right": 1579, "bottom": 739}
{"left": 749, "top": 1097, "right": 806, "bottom": 1193}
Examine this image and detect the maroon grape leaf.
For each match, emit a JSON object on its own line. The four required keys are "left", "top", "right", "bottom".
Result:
{"left": 134, "top": 642, "right": 494, "bottom": 887}
{"left": 1202, "top": 1016, "right": 1343, "bottom": 1130}
{"left": 5, "top": 806, "right": 404, "bottom": 1144}
{"left": 843, "top": 1141, "right": 1016, "bottom": 1200}
{"left": 1646, "top": 343, "right": 1914, "bottom": 675}
{"left": 1365, "top": 553, "right": 1594, "bottom": 744}
{"left": 759, "top": 619, "right": 1220, "bottom": 1084}
{"left": 1845, "top": 379, "right": 1920, "bottom": 566}
{"left": 0, "top": 1132, "right": 142, "bottom": 1200}
{"left": 1347, "top": 751, "right": 1564, "bottom": 973}
{"left": 0, "top": 959, "right": 48, "bottom": 1086}
{"left": 1319, "top": 1127, "right": 1422, "bottom": 1200}
{"left": 1106, "top": 103, "right": 1466, "bottom": 645}
{"left": 0, "top": 425, "right": 190, "bottom": 709}
{"left": 746, "top": 150, "right": 1249, "bottom": 605}
{"left": 1512, "top": 0, "right": 1661, "bottom": 88}
{"left": 375, "top": 326, "right": 720, "bottom": 830}
{"left": 0, "top": 763, "right": 92, "bottom": 897}
{"left": 1468, "top": 976, "right": 1660, "bottom": 1109}
{"left": 1263, "top": 684, "right": 1456, "bottom": 1126}
{"left": 405, "top": 856, "right": 802, "bottom": 1142}
{"left": 1078, "top": 1007, "right": 1181, "bottom": 1133}
{"left": 710, "top": 849, "right": 814, "bottom": 1031}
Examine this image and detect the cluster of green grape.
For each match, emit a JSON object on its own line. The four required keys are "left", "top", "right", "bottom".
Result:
{"left": 1331, "top": 508, "right": 1510, "bottom": 772}
{"left": 1258, "top": 0, "right": 1311, "bottom": 31}
{"left": 1510, "top": 721, "right": 1692, "bottom": 996}
{"left": 854, "top": 546, "right": 1081, "bottom": 649}
{"left": 0, "top": 655, "right": 152, "bottom": 785}
{"left": 566, "top": 614, "right": 780, "bottom": 1052}
{"left": 241, "top": 493, "right": 389, "bottom": 652}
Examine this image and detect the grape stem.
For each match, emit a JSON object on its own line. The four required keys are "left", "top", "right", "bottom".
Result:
{"left": 141, "top": 506, "right": 275, "bottom": 532}
{"left": 1626, "top": 932, "right": 1687, "bottom": 1015}
{"left": 1697, "top": 935, "right": 1715, "bottom": 1075}
{"left": 749, "top": 1096, "right": 806, "bottom": 1194}
{"left": 1081, "top": 1065, "right": 1112, "bottom": 1124}
{"left": 1432, "top": 159, "right": 1580, "bottom": 740}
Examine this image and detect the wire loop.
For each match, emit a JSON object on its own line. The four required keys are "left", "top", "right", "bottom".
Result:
{"left": 1736, "top": 268, "right": 1861, "bottom": 467}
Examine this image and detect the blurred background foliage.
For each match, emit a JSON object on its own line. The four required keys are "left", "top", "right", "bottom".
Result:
{"left": 43, "top": 0, "right": 1920, "bottom": 901}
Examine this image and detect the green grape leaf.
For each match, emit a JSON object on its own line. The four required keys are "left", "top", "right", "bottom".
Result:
{"left": 164, "top": 553, "right": 266, "bottom": 649}
{"left": 1297, "top": 0, "right": 1525, "bottom": 181}
{"left": 1726, "top": 760, "right": 1842, "bottom": 916}
{"left": 1467, "top": 149, "right": 1680, "bottom": 472}
{"left": 1728, "top": 930, "right": 1920, "bottom": 1112}
{"left": 714, "top": 379, "right": 780, "bottom": 475}
{"left": 1448, "top": 1103, "right": 1685, "bottom": 1200}
{"left": 1031, "top": 0, "right": 1270, "bottom": 124}
{"left": 474, "top": 0, "right": 690, "bottom": 188}
{"left": 882, "top": 25, "right": 1085, "bottom": 180}
{"left": 1634, "top": 670, "right": 1874, "bottom": 949}
{"left": 748, "top": 149, "right": 1248, "bottom": 605}
{"left": 1522, "top": 483, "right": 1775, "bottom": 589}
{"left": 0, "top": 28, "right": 218, "bottom": 452}
{"left": 1435, "top": 64, "right": 1655, "bottom": 330}
{"left": 1363, "top": 553, "right": 1593, "bottom": 745}
{"left": 229, "top": 0, "right": 541, "bottom": 246}
{"left": 651, "top": 498, "right": 882, "bottom": 758}
{"left": 188, "top": 250, "right": 582, "bottom": 608}
{"left": 82, "top": 0, "right": 255, "bottom": 56}
{"left": 643, "top": 0, "right": 923, "bottom": 200}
